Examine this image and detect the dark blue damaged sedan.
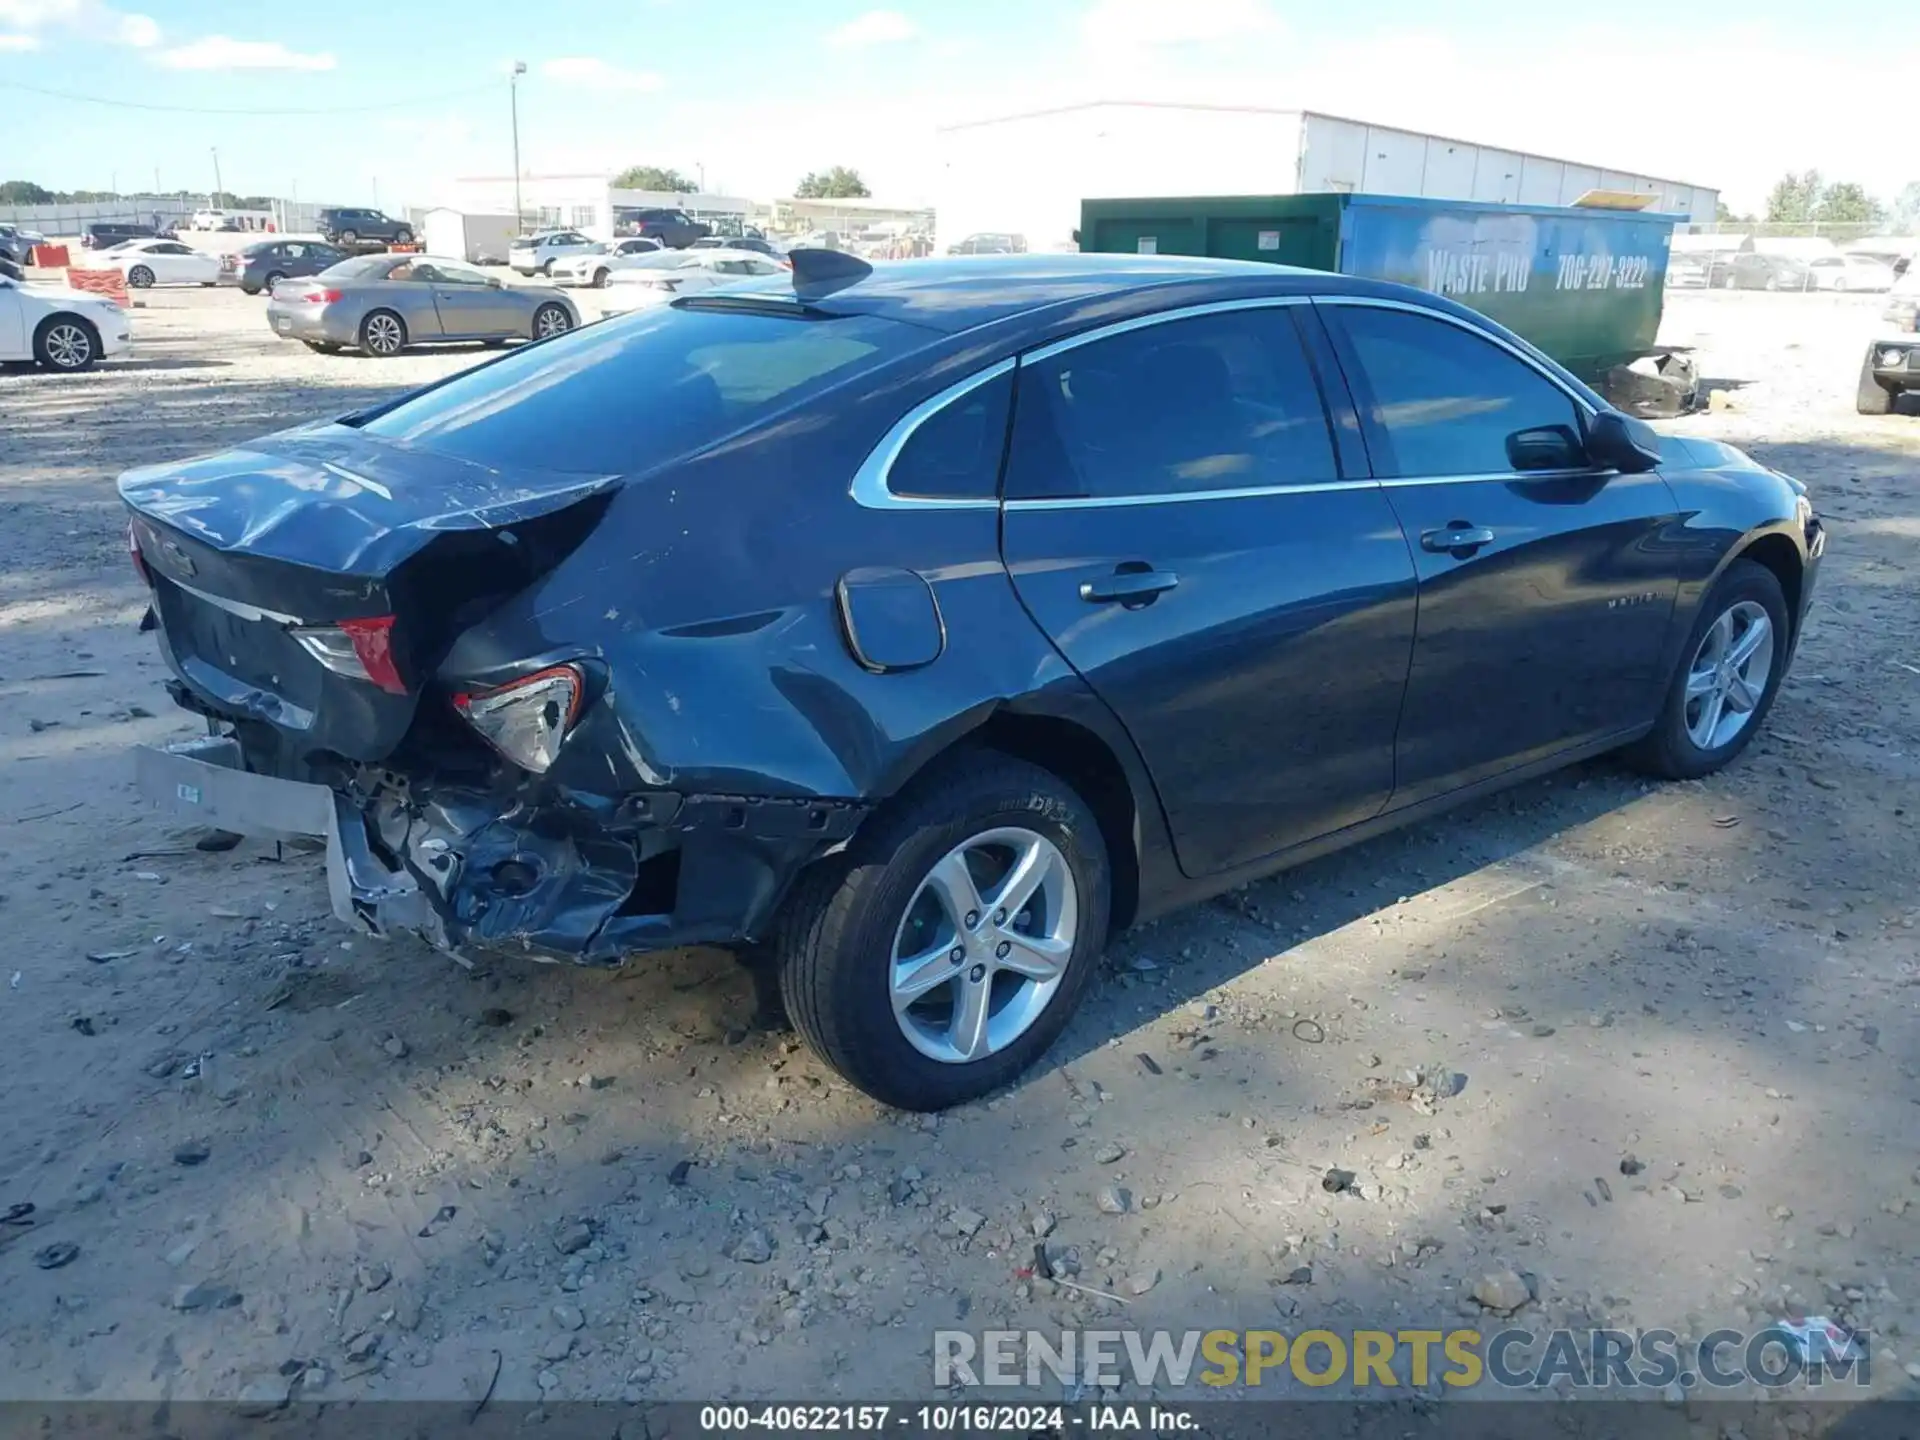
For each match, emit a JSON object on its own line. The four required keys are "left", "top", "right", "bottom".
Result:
{"left": 121, "top": 251, "right": 1824, "bottom": 1110}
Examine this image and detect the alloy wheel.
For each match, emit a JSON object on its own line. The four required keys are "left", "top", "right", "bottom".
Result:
{"left": 535, "top": 305, "right": 571, "bottom": 339}
{"left": 888, "top": 827, "right": 1077, "bottom": 1065}
{"left": 364, "top": 313, "right": 403, "bottom": 355}
{"left": 1685, "top": 600, "right": 1774, "bottom": 750}
{"left": 42, "top": 323, "right": 93, "bottom": 370}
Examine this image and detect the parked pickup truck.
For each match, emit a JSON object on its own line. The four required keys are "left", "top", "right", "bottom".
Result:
{"left": 1859, "top": 271, "right": 1920, "bottom": 415}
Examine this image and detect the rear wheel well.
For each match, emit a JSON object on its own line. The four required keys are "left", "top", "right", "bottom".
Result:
{"left": 1734, "top": 533, "right": 1804, "bottom": 635}
{"left": 964, "top": 711, "right": 1141, "bottom": 933}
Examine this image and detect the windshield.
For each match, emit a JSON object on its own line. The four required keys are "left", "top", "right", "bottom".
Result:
{"left": 356, "top": 306, "right": 925, "bottom": 475}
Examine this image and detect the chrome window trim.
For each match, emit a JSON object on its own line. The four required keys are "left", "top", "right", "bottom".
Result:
{"left": 1310, "top": 293, "right": 1600, "bottom": 418}
{"left": 1018, "top": 294, "right": 1314, "bottom": 367}
{"left": 847, "top": 290, "right": 1608, "bottom": 512}
{"left": 1005, "top": 479, "right": 1375, "bottom": 511}
{"left": 848, "top": 358, "right": 1014, "bottom": 511}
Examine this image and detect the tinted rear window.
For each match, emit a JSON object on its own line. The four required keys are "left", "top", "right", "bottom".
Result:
{"left": 356, "top": 307, "right": 925, "bottom": 475}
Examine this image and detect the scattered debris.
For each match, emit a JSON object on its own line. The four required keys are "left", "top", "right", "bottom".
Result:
{"left": 1096, "top": 1185, "right": 1133, "bottom": 1216}
{"left": 1322, "top": 1168, "right": 1358, "bottom": 1195}
{"left": 173, "top": 1142, "right": 210, "bottom": 1167}
{"left": 33, "top": 1242, "right": 78, "bottom": 1270}
{"left": 416, "top": 1205, "right": 457, "bottom": 1238}
{"left": 172, "top": 1282, "right": 242, "bottom": 1312}
{"left": 1471, "top": 1269, "right": 1532, "bottom": 1314}
{"left": 1620, "top": 1155, "right": 1645, "bottom": 1177}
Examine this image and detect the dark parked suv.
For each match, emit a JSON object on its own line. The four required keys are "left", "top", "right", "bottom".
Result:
{"left": 317, "top": 207, "right": 414, "bottom": 248}
{"left": 626, "top": 207, "right": 710, "bottom": 248}
{"left": 122, "top": 252, "right": 1823, "bottom": 1110}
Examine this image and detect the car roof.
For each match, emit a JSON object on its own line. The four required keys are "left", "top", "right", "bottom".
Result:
{"left": 738, "top": 253, "right": 1370, "bottom": 334}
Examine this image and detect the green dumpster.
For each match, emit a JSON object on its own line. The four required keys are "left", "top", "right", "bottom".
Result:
{"left": 1078, "top": 193, "right": 1686, "bottom": 389}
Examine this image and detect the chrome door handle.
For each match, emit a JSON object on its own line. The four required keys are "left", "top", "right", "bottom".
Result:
{"left": 1420, "top": 525, "right": 1494, "bottom": 555}
{"left": 1080, "top": 569, "right": 1179, "bottom": 606}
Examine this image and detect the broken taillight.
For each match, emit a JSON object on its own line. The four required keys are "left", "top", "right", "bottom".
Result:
{"left": 451, "top": 665, "right": 584, "bottom": 774}
{"left": 291, "top": 615, "right": 405, "bottom": 694}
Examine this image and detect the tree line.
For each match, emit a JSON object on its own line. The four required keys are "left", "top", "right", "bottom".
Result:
{"left": 1718, "top": 172, "right": 1920, "bottom": 230}
{"left": 610, "top": 165, "right": 871, "bottom": 199}
{"left": 0, "top": 180, "right": 279, "bottom": 208}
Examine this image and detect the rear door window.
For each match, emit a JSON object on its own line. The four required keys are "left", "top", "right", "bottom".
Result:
{"left": 356, "top": 308, "right": 927, "bottom": 475}
{"left": 1003, "top": 305, "right": 1340, "bottom": 501}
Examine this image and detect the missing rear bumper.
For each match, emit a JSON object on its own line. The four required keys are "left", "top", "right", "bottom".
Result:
{"left": 131, "top": 739, "right": 866, "bottom": 965}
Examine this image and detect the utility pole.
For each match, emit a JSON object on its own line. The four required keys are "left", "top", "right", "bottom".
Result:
{"left": 696, "top": 161, "right": 705, "bottom": 194}
{"left": 209, "top": 148, "right": 223, "bottom": 206}
{"left": 510, "top": 61, "right": 528, "bottom": 233}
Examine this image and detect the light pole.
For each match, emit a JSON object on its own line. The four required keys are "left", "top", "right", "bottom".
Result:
{"left": 510, "top": 61, "right": 528, "bottom": 233}
{"left": 209, "top": 147, "right": 223, "bottom": 207}
{"left": 696, "top": 161, "right": 705, "bottom": 194}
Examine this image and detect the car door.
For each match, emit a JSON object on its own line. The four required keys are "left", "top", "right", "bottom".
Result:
{"left": 428, "top": 260, "right": 521, "bottom": 337}
{"left": 1316, "top": 298, "right": 1682, "bottom": 808}
{"left": 379, "top": 260, "right": 446, "bottom": 338}
{"left": 997, "top": 299, "right": 1419, "bottom": 878}
{"left": 0, "top": 278, "right": 25, "bottom": 358}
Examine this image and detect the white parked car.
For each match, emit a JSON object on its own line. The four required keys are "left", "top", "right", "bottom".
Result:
{"left": 102, "top": 238, "right": 223, "bottom": 289}
{"left": 549, "top": 237, "right": 665, "bottom": 288}
{"left": 507, "top": 230, "right": 598, "bottom": 277}
{"left": 1808, "top": 254, "right": 1897, "bottom": 293}
{"left": 598, "top": 249, "right": 790, "bottom": 316}
{"left": 0, "top": 271, "right": 131, "bottom": 371}
{"left": 188, "top": 209, "right": 231, "bottom": 231}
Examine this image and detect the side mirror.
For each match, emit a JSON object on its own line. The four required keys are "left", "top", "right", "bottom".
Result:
{"left": 1506, "top": 424, "right": 1585, "bottom": 472}
{"left": 1586, "top": 409, "right": 1663, "bottom": 473}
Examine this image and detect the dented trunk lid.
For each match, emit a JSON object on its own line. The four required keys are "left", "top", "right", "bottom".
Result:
{"left": 121, "top": 424, "right": 616, "bottom": 762}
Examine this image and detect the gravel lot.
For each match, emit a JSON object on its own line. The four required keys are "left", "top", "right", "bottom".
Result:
{"left": 0, "top": 284, "right": 1916, "bottom": 1419}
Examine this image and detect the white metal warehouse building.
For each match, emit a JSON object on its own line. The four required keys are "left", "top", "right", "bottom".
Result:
{"left": 933, "top": 103, "right": 1720, "bottom": 256}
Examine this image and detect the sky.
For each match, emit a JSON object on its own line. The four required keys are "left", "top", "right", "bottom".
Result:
{"left": 0, "top": 0, "right": 1909, "bottom": 216}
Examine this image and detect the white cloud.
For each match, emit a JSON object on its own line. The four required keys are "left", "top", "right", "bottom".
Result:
{"left": 0, "top": 29, "right": 39, "bottom": 47}
{"left": 538, "top": 56, "right": 661, "bottom": 92}
{"left": 0, "top": 0, "right": 156, "bottom": 46}
{"left": 1081, "top": 0, "right": 1279, "bottom": 47}
{"left": 151, "top": 34, "right": 334, "bottom": 69}
{"left": 828, "top": 9, "right": 917, "bottom": 48}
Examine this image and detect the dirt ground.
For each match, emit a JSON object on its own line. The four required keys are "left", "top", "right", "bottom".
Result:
{"left": 0, "top": 285, "right": 1916, "bottom": 1416}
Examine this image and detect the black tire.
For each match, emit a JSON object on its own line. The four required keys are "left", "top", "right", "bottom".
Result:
{"left": 358, "top": 308, "right": 407, "bottom": 357}
{"left": 262, "top": 271, "right": 285, "bottom": 291}
{"left": 1857, "top": 352, "right": 1894, "bottom": 415}
{"left": 540, "top": 258, "right": 556, "bottom": 276}
{"left": 593, "top": 268, "right": 610, "bottom": 288}
{"left": 775, "top": 752, "right": 1110, "bottom": 1111}
{"left": 127, "top": 265, "right": 154, "bottom": 289}
{"left": 531, "top": 302, "right": 573, "bottom": 341}
{"left": 338, "top": 230, "right": 358, "bottom": 246}
{"left": 302, "top": 339, "right": 341, "bottom": 354}
{"left": 1623, "top": 559, "right": 1791, "bottom": 781}
{"left": 394, "top": 228, "right": 413, "bottom": 245}
{"left": 33, "top": 314, "right": 99, "bottom": 372}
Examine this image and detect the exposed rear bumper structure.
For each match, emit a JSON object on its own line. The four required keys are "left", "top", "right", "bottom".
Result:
{"left": 133, "top": 738, "right": 867, "bottom": 965}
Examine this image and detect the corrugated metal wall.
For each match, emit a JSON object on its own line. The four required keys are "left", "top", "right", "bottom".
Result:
{"left": 1298, "top": 113, "right": 1717, "bottom": 221}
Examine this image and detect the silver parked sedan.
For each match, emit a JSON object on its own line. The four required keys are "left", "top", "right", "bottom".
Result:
{"left": 264, "top": 254, "right": 580, "bottom": 357}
